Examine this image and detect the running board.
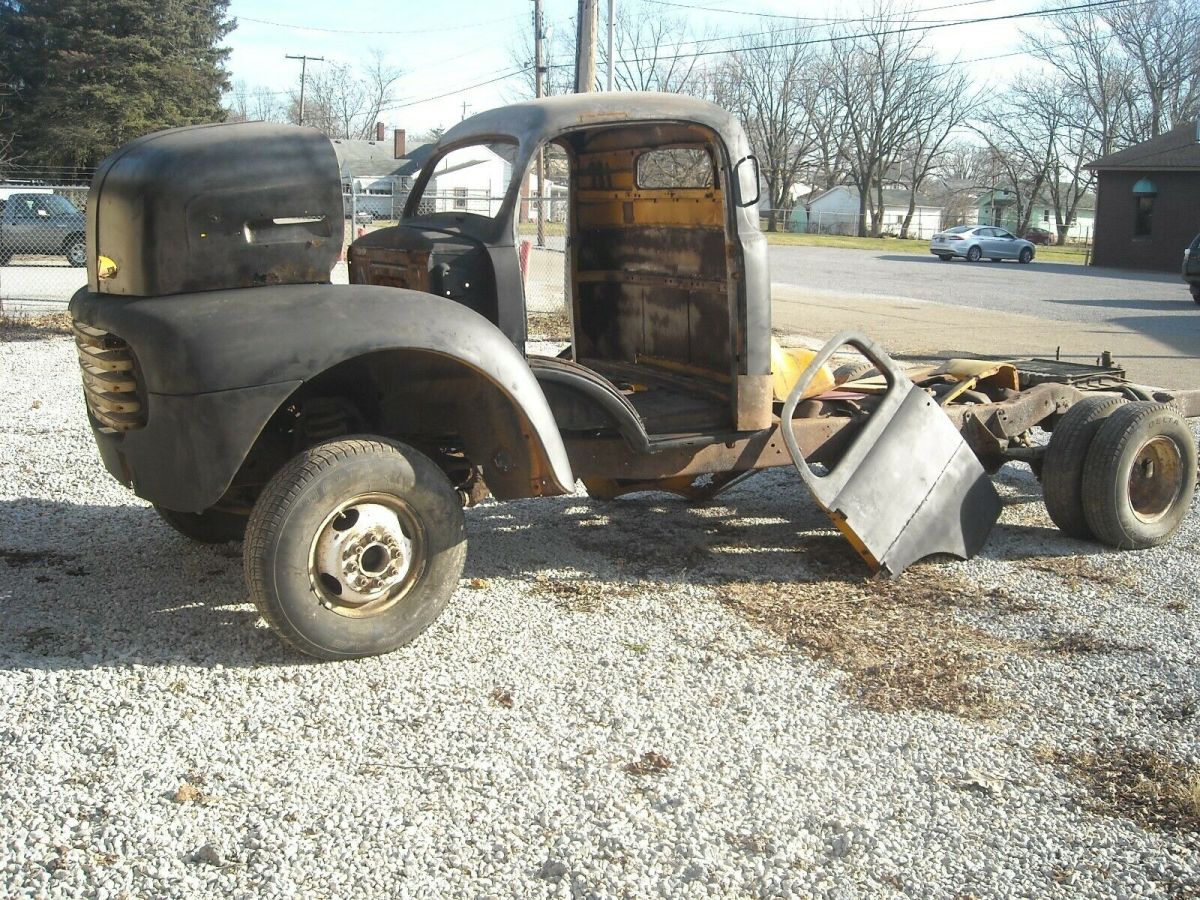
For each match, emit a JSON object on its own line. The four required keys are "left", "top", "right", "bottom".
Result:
{"left": 780, "top": 331, "right": 1002, "bottom": 576}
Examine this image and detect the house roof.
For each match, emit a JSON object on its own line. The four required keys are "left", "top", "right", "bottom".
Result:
{"left": 808, "top": 184, "right": 942, "bottom": 209}
{"left": 978, "top": 187, "right": 1096, "bottom": 211}
{"left": 1087, "top": 122, "right": 1200, "bottom": 171}
{"left": 331, "top": 138, "right": 433, "bottom": 178}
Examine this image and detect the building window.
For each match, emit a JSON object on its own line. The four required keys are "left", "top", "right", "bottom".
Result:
{"left": 453, "top": 187, "right": 468, "bottom": 210}
{"left": 1134, "top": 195, "right": 1154, "bottom": 236}
{"left": 1042, "top": 210, "right": 1049, "bottom": 222}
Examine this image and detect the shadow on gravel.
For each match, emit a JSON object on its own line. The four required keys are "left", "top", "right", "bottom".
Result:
{"left": 0, "top": 471, "right": 1112, "bottom": 686}
{"left": 0, "top": 498, "right": 278, "bottom": 672}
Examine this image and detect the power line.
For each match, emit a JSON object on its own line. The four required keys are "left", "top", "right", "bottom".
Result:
{"left": 224, "top": 8, "right": 525, "bottom": 35}
{"left": 642, "top": 0, "right": 1006, "bottom": 23}
{"left": 378, "top": 67, "right": 533, "bottom": 113}
{"left": 585, "top": 0, "right": 1136, "bottom": 66}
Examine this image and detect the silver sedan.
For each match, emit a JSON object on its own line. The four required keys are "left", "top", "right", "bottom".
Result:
{"left": 930, "top": 225, "right": 1036, "bottom": 263}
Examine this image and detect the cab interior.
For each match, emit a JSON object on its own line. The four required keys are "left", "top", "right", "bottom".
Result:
{"left": 532, "top": 121, "right": 737, "bottom": 440}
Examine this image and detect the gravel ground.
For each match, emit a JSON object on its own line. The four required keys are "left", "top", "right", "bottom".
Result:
{"left": 2, "top": 336, "right": 1198, "bottom": 899}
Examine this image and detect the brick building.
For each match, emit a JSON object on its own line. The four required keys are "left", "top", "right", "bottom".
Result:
{"left": 1088, "top": 122, "right": 1200, "bottom": 271}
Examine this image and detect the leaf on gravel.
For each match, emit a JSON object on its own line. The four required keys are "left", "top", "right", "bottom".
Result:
{"left": 173, "top": 782, "right": 210, "bottom": 804}
{"left": 625, "top": 751, "right": 672, "bottom": 776}
{"left": 490, "top": 688, "right": 514, "bottom": 708}
{"left": 955, "top": 771, "right": 1004, "bottom": 795}
{"left": 467, "top": 577, "right": 490, "bottom": 589}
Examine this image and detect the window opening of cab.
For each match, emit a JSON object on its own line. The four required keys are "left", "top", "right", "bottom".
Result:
{"left": 523, "top": 141, "right": 573, "bottom": 344}
{"left": 564, "top": 124, "right": 735, "bottom": 434}
{"left": 410, "top": 140, "right": 518, "bottom": 220}
{"left": 634, "top": 147, "right": 716, "bottom": 190}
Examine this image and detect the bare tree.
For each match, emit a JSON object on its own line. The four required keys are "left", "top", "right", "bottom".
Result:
{"left": 895, "top": 75, "right": 973, "bottom": 238}
{"left": 972, "top": 77, "right": 1064, "bottom": 236}
{"left": 508, "top": 15, "right": 575, "bottom": 100}
{"left": 226, "top": 79, "right": 286, "bottom": 123}
{"left": 292, "top": 51, "right": 402, "bottom": 140}
{"left": 826, "top": 3, "right": 941, "bottom": 236}
{"left": 1025, "top": 0, "right": 1200, "bottom": 152}
{"left": 0, "top": 73, "right": 17, "bottom": 179}
{"left": 711, "top": 26, "right": 821, "bottom": 231}
{"left": 599, "top": 0, "right": 710, "bottom": 94}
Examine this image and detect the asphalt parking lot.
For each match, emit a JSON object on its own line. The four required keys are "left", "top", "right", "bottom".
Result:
{"left": 768, "top": 246, "right": 1200, "bottom": 388}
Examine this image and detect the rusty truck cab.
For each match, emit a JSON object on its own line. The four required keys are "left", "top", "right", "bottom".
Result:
{"left": 349, "top": 94, "right": 771, "bottom": 450}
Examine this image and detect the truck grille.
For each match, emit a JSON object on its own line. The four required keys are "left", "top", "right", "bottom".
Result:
{"left": 72, "top": 322, "right": 146, "bottom": 431}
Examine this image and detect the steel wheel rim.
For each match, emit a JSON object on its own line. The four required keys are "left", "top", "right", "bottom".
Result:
{"left": 1127, "top": 435, "right": 1184, "bottom": 524}
{"left": 309, "top": 492, "right": 427, "bottom": 618}
{"left": 68, "top": 241, "right": 86, "bottom": 265}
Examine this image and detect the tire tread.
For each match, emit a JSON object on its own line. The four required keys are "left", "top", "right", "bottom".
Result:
{"left": 1041, "top": 396, "right": 1126, "bottom": 539}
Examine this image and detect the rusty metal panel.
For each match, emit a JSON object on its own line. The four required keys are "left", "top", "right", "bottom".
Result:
{"left": 781, "top": 332, "right": 1002, "bottom": 576}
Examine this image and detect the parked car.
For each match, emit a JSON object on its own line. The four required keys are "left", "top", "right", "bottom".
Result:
{"left": 930, "top": 225, "right": 1036, "bottom": 263}
{"left": 0, "top": 191, "right": 87, "bottom": 266}
{"left": 1023, "top": 227, "right": 1054, "bottom": 245}
{"left": 1182, "top": 232, "right": 1200, "bottom": 305}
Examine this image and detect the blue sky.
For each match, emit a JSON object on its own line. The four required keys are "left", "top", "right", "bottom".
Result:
{"left": 222, "top": 0, "right": 1040, "bottom": 136}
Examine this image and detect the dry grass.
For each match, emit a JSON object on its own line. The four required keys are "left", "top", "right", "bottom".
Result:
{"left": 527, "top": 311, "right": 571, "bottom": 341}
{"left": 528, "top": 573, "right": 642, "bottom": 613}
{"left": 1048, "top": 744, "right": 1200, "bottom": 835}
{"left": 1038, "top": 630, "right": 1147, "bottom": 655}
{"left": 0, "top": 309, "right": 72, "bottom": 340}
{"left": 715, "top": 565, "right": 1028, "bottom": 718}
{"left": 1022, "top": 555, "right": 1137, "bottom": 590}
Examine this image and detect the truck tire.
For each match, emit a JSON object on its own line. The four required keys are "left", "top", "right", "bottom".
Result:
{"left": 65, "top": 235, "right": 86, "bottom": 267}
{"left": 155, "top": 505, "right": 248, "bottom": 543}
{"left": 245, "top": 437, "right": 466, "bottom": 660}
{"left": 1080, "top": 402, "right": 1197, "bottom": 550}
{"left": 1041, "top": 396, "right": 1126, "bottom": 539}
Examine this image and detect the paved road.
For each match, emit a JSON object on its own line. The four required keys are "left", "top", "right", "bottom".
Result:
{"left": 768, "top": 245, "right": 1200, "bottom": 387}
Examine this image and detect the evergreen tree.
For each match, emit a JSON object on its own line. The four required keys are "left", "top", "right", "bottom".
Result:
{"left": 0, "top": 0, "right": 234, "bottom": 170}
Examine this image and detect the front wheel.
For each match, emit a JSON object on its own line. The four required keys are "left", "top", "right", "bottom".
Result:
{"left": 966, "top": 246, "right": 982, "bottom": 262}
{"left": 1080, "top": 403, "right": 1197, "bottom": 550}
{"left": 245, "top": 437, "right": 467, "bottom": 660}
{"left": 1018, "top": 247, "right": 1033, "bottom": 264}
{"left": 65, "top": 235, "right": 86, "bottom": 267}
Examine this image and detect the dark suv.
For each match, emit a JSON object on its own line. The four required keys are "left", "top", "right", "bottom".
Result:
{"left": 0, "top": 191, "right": 87, "bottom": 266}
{"left": 1183, "top": 232, "right": 1200, "bottom": 305}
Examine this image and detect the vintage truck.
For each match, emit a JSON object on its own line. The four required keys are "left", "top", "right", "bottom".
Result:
{"left": 69, "top": 95, "right": 1199, "bottom": 660}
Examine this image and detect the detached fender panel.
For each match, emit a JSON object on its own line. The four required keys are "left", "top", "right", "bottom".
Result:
{"left": 70, "top": 283, "right": 575, "bottom": 502}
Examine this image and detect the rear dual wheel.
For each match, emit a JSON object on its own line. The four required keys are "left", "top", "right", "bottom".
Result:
{"left": 1043, "top": 399, "right": 1196, "bottom": 549}
{"left": 245, "top": 437, "right": 466, "bottom": 660}
{"left": 1080, "top": 403, "right": 1196, "bottom": 550}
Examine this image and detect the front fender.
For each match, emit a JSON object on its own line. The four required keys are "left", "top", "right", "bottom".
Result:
{"left": 70, "top": 283, "right": 575, "bottom": 505}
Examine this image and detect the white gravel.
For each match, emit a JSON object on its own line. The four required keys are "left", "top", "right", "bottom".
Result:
{"left": 1, "top": 336, "right": 1198, "bottom": 898}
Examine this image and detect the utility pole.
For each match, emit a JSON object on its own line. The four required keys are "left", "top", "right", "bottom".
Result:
{"left": 285, "top": 54, "right": 324, "bottom": 127}
{"left": 606, "top": 0, "right": 615, "bottom": 92}
{"left": 460, "top": 101, "right": 472, "bottom": 121}
{"left": 534, "top": 0, "right": 547, "bottom": 246}
{"left": 575, "top": 0, "right": 598, "bottom": 93}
